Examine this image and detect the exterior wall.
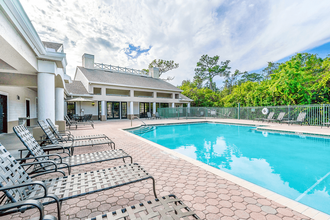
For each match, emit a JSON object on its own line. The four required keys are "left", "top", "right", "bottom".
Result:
{"left": 76, "top": 102, "right": 98, "bottom": 116}
{"left": 0, "top": 86, "right": 38, "bottom": 132}
{"left": 0, "top": 10, "right": 38, "bottom": 72}
{"left": 90, "top": 84, "right": 181, "bottom": 104}
{"left": 74, "top": 68, "right": 91, "bottom": 93}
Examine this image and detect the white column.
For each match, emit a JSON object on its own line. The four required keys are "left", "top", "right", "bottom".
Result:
{"left": 130, "top": 90, "right": 134, "bottom": 97}
{"left": 153, "top": 102, "right": 156, "bottom": 114}
{"left": 38, "top": 61, "right": 56, "bottom": 122}
{"left": 38, "top": 72, "right": 55, "bottom": 122}
{"left": 172, "top": 103, "right": 175, "bottom": 108}
{"left": 188, "top": 103, "right": 191, "bottom": 108}
{"left": 55, "top": 87, "right": 64, "bottom": 120}
{"left": 101, "top": 101, "right": 106, "bottom": 115}
{"left": 64, "top": 101, "right": 67, "bottom": 115}
{"left": 130, "top": 101, "right": 134, "bottom": 117}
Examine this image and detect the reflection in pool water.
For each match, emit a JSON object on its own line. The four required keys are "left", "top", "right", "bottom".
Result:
{"left": 129, "top": 123, "right": 330, "bottom": 214}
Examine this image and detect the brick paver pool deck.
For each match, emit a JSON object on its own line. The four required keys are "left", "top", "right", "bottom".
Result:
{"left": 1, "top": 118, "right": 329, "bottom": 220}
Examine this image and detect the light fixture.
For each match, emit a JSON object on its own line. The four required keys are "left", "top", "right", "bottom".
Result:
{"left": 17, "top": 95, "right": 20, "bottom": 100}
{"left": 92, "top": 102, "right": 95, "bottom": 106}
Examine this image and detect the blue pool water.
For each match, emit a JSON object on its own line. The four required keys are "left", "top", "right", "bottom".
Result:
{"left": 129, "top": 123, "right": 330, "bottom": 214}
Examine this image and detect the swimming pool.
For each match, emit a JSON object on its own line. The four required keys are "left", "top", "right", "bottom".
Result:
{"left": 129, "top": 122, "right": 330, "bottom": 215}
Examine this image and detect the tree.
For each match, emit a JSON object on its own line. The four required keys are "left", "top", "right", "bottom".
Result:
{"left": 194, "top": 55, "right": 230, "bottom": 91}
{"left": 148, "top": 59, "right": 179, "bottom": 81}
{"left": 223, "top": 69, "right": 242, "bottom": 90}
{"left": 261, "top": 62, "right": 280, "bottom": 79}
{"left": 193, "top": 75, "right": 204, "bottom": 89}
{"left": 241, "top": 72, "right": 263, "bottom": 83}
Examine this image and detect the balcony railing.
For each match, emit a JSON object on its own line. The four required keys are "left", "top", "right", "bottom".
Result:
{"left": 94, "top": 63, "right": 149, "bottom": 76}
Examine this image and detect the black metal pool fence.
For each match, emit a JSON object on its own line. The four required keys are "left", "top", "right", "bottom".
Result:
{"left": 157, "top": 104, "right": 330, "bottom": 126}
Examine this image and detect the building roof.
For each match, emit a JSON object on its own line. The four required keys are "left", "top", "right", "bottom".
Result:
{"left": 179, "top": 94, "right": 193, "bottom": 101}
{"left": 77, "top": 66, "right": 182, "bottom": 92}
{"left": 65, "top": 80, "right": 89, "bottom": 94}
{"left": 42, "top": 41, "right": 63, "bottom": 52}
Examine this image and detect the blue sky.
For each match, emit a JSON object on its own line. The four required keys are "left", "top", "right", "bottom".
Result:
{"left": 20, "top": 0, "right": 330, "bottom": 87}
{"left": 249, "top": 41, "right": 330, "bottom": 75}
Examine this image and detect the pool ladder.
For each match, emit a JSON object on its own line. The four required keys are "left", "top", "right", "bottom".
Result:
{"left": 131, "top": 116, "right": 147, "bottom": 126}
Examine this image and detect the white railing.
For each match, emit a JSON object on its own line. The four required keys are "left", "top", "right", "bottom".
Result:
{"left": 94, "top": 63, "right": 149, "bottom": 76}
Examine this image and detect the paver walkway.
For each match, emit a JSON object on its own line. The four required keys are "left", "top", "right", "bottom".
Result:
{"left": 0, "top": 119, "right": 319, "bottom": 219}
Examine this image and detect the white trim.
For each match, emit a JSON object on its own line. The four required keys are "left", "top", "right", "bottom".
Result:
{"left": 0, "top": 0, "right": 67, "bottom": 69}
{"left": 66, "top": 93, "right": 93, "bottom": 97}
{"left": 0, "top": 0, "right": 46, "bottom": 56}
{"left": 88, "top": 81, "right": 182, "bottom": 92}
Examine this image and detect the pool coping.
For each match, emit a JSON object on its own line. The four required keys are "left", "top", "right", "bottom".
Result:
{"left": 256, "top": 127, "right": 330, "bottom": 138}
{"left": 121, "top": 121, "right": 330, "bottom": 220}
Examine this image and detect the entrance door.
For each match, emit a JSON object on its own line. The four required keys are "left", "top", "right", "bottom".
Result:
{"left": 139, "top": 102, "right": 151, "bottom": 118}
{"left": 98, "top": 101, "right": 102, "bottom": 120}
{"left": 0, "top": 95, "right": 7, "bottom": 133}
{"left": 121, "top": 102, "right": 127, "bottom": 119}
{"left": 26, "top": 100, "right": 30, "bottom": 126}
{"left": 107, "top": 102, "right": 120, "bottom": 119}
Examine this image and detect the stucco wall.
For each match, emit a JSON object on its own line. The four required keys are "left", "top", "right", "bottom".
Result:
{"left": 74, "top": 69, "right": 90, "bottom": 93}
{"left": 75, "top": 102, "right": 98, "bottom": 116}
{"left": 0, "top": 10, "right": 38, "bottom": 71}
{"left": 0, "top": 86, "right": 38, "bottom": 132}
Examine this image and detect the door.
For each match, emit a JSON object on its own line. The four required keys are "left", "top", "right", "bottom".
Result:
{"left": 139, "top": 102, "right": 151, "bottom": 118}
{"left": 121, "top": 102, "right": 127, "bottom": 119}
{"left": 98, "top": 101, "right": 102, "bottom": 120}
{"left": 0, "top": 95, "right": 7, "bottom": 133}
{"left": 107, "top": 102, "right": 120, "bottom": 119}
{"left": 26, "top": 100, "right": 30, "bottom": 126}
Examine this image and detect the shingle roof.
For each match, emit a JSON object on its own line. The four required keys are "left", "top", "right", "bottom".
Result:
{"left": 77, "top": 66, "right": 182, "bottom": 92}
{"left": 65, "top": 81, "right": 89, "bottom": 94}
{"left": 179, "top": 94, "right": 193, "bottom": 101}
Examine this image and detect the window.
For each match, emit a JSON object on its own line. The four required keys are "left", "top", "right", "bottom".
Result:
{"left": 157, "top": 93, "right": 172, "bottom": 99}
{"left": 175, "top": 94, "right": 179, "bottom": 99}
{"left": 134, "top": 91, "right": 153, "bottom": 98}
{"left": 139, "top": 102, "right": 151, "bottom": 118}
{"left": 67, "top": 102, "right": 76, "bottom": 119}
{"left": 93, "top": 87, "right": 101, "bottom": 95}
{"left": 106, "top": 89, "right": 130, "bottom": 96}
{"left": 160, "top": 103, "right": 169, "bottom": 108}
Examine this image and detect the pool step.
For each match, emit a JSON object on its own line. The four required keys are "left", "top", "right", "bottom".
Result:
{"left": 131, "top": 126, "right": 156, "bottom": 135}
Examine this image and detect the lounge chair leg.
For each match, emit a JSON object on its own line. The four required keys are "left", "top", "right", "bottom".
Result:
{"left": 151, "top": 177, "right": 157, "bottom": 198}
{"left": 45, "top": 194, "right": 62, "bottom": 220}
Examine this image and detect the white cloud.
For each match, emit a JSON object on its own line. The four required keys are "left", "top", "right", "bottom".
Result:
{"left": 20, "top": 0, "right": 330, "bottom": 87}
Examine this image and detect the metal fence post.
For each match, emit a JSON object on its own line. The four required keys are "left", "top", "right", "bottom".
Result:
{"left": 238, "top": 103, "right": 240, "bottom": 119}
{"left": 288, "top": 105, "right": 290, "bottom": 121}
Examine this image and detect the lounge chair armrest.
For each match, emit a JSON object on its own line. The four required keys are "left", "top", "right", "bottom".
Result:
{"left": 20, "top": 161, "right": 59, "bottom": 172}
{"left": 0, "top": 181, "right": 47, "bottom": 197}
{"left": 43, "top": 144, "right": 64, "bottom": 150}
{"left": 0, "top": 199, "right": 45, "bottom": 219}
{"left": 30, "top": 170, "right": 65, "bottom": 178}
{"left": 16, "top": 154, "right": 63, "bottom": 163}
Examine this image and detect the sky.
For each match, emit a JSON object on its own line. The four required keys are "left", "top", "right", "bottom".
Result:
{"left": 20, "top": 0, "right": 330, "bottom": 87}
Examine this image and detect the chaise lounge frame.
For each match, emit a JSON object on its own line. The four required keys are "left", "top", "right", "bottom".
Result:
{"left": 0, "top": 144, "right": 156, "bottom": 220}
{"left": 37, "top": 120, "right": 114, "bottom": 155}
{"left": 13, "top": 125, "right": 131, "bottom": 175}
